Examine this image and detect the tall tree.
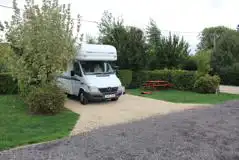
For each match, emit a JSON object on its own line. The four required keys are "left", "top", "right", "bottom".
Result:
{"left": 197, "top": 26, "right": 232, "bottom": 50}
{"left": 211, "top": 30, "right": 239, "bottom": 71}
{"left": 146, "top": 19, "right": 162, "bottom": 69}
{"left": 146, "top": 20, "right": 190, "bottom": 69}
{"left": 5, "top": 0, "right": 80, "bottom": 94}
{"left": 160, "top": 33, "right": 190, "bottom": 69}
{"left": 98, "top": 11, "right": 147, "bottom": 70}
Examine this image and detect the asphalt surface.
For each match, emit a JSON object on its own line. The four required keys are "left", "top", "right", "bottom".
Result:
{"left": 1, "top": 101, "right": 239, "bottom": 160}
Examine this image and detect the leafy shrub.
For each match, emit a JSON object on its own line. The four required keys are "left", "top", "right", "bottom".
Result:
{"left": 27, "top": 84, "right": 66, "bottom": 115}
{"left": 118, "top": 70, "right": 132, "bottom": 88}
{"left": 0, "top": 73, "right": 18, "bottom": 94}
{"left": 194, "top": 75, "right": 220, "bottom": 93}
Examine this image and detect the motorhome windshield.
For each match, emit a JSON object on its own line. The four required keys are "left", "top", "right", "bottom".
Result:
{"left": 80, "top": 61, "right": 114, "bottom": 75}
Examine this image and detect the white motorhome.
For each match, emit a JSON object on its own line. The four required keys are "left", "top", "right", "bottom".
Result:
{"left": 58, "top": 44, "right": 125, "bottom": 104}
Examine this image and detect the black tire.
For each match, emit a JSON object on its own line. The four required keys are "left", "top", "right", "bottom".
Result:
{"left": 79, "top": 91, "right": 88, "bottom": 105}
{"left": 111, "top": 97, "right": 119, "bottom": 101}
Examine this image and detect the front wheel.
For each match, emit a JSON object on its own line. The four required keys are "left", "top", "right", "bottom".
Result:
{"left": 79, "top": 91, "right": 88, "bottom": 105}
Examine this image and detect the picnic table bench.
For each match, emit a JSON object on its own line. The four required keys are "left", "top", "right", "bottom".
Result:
{"left": 142, "top": 80, "right": 173, "bottom": 90}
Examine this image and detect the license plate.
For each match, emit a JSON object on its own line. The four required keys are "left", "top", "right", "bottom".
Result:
{"left": 105, "top": 94, "right": 115, "bottom": 98}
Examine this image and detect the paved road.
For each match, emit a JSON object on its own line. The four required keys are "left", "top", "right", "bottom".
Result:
{"left": 65, "top": 94, "right": 205, "bottom": 135}
{"left": 1, "top": 101, "right": 239, "bottom": 160}
{"left": 220, "top": 85, "right": 239, "bottom": 94}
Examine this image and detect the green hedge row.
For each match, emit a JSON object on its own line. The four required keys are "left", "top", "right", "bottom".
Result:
{"left": 0, "top": 73, "right": 18, "bottom": 94}
{"left": 127, "top": 69, "right": 197, "bottom": 91}
{"left": 118, "top": 69, "right": 220, "bottom": 93}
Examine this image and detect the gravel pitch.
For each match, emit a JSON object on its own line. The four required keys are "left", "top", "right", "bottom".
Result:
{"left": 1, "top": 101, "right": 239, "bottom": 160}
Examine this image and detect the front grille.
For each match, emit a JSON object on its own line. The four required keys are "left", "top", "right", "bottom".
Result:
{"left": 99, "top": 87, "right": 118, "bottom": 93}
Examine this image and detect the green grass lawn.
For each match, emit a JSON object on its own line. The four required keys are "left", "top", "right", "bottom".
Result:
{"left": 0, "top": 95, "right": 78, "bottom": 151}
{"left": 127, "top": 89, "right": 239, "bottom": 104}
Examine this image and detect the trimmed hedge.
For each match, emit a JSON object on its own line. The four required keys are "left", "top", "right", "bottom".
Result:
{"left": 129, "top": 70, "right": 149, "bottom": 89}
{"left": 128, "top": 69, "right": 197, "bottom": 91}
{"left": 118, "top": 70, "right": 132, "bottom": 88}
{"left": 0, "top": 73, "right": 18, "bottom": 94}
{"left": 148, "top": 70, "right": 197, "bottom": 90}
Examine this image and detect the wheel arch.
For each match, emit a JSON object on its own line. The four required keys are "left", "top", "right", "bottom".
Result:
{"left": 78, "top": 88, "right": 85, "bottom": 96}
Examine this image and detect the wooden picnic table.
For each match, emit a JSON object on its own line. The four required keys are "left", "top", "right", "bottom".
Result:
{"left": 142, "top": 80, "right": 173, "bottom": 90}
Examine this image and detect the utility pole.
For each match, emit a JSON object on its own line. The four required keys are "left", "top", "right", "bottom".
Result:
{"left": 213, "top": 34, "right": 216, "bottom": 51}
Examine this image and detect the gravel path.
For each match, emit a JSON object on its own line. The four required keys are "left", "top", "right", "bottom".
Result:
{"left": 66, "top": 94, "right": 206, "bottom": 135}
{"left": 1, "top": 101, "right": 239, "bottom": 160}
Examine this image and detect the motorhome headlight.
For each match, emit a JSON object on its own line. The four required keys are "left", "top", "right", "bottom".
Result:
{"left": 88, "top": 86, "right": 99, "bottom": 93}
{"left": 117, "top": 86, "right": 124, "bottom": 92}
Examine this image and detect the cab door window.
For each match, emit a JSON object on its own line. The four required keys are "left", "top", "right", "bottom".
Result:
{"left": 73, "top": 62, "right": 82, "bottom": 77}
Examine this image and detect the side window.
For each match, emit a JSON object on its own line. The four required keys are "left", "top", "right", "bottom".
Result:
{"left": 73, "top": 62, "right": 82, "bottom": 76}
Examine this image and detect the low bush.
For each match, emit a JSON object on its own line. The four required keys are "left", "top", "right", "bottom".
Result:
{"left": 0, "top": 73, "right": 18, "bottom": 94}
{"left": 27, "top": 84, "right": 66, "bottom": 115}
{"left": 118, "top": 70, "right": 132, "bottom": 88}
{"left": 194, "top": 74, "right": 220, "bottom": 94}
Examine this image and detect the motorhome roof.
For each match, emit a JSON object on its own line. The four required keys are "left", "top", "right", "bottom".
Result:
{"left": 76, "top": 44, "right": 117, "bottom": 61}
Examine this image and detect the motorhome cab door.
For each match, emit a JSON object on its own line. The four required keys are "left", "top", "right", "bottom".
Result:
{"left": 71, "top": 61, "right": 83, "bottom": 96}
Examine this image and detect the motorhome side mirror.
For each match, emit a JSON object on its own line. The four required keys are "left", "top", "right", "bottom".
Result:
{"left": 113, "top": 66, "right": 119, "bottom": 70}
{"left": 70, "top": 70, "right": 75, "bottom": 76}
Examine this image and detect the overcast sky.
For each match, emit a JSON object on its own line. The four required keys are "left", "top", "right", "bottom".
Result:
{"left": 0, "top": 0, "right": 238, "bottom": 53}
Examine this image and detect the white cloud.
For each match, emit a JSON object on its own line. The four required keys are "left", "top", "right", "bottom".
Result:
{"left": 1, "top": 0, "right": 238, "bottom": 53}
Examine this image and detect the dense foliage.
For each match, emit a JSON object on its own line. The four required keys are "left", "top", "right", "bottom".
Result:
{"left": 182, "top": 57, "right": 197, "bottom": 71}
{"left": 27, "top": 84, "right": 65, "bottom": 114}
{"left": 118, "top": 70, "right": 132, "bottom": 88}
{"left": 4, "top": 0, "right": 79, "bottom": 95}
{"left": 194, "top": 49, "right": 212, "bottom": 74}
{"left": 0, "top": 43, "right": 12, "bottom": 72}
{"left": 194, "top": 75, "right": 220, "bottom": 94}
{"left": 98, "top": 11, "right": 189, "bottom": 70}
{"left": 197, "top": 26, "right": 233, "bottom": 50}
{"left": 197, "top": 26, "right": 239, "bottom": 86}
{"left": 218, "top": 64, "right": 239, "bottom": 86}
{"left": 98, "top": 11, "right": 147, "bottom": 70}
{"left": 0, "top": 73, "right": 18, "bottom": 94}
{"left": 211, "top": 30, "right": 239, "bottom": 72}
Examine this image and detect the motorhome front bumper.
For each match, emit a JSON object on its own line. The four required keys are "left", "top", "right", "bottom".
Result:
{"left": 85, "top": 91, "right": 122, "bottom": 101}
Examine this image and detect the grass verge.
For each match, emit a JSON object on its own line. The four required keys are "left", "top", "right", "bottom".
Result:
{"left": 0, "top": 95, "right": 78, "bottom": 151}
{"left": 127, "top": 89, "right": 239, "bottom": 104}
